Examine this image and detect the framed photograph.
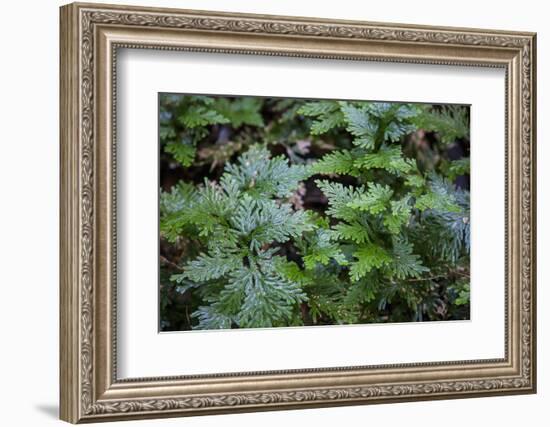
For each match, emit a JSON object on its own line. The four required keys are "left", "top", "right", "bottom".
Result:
{"left": 60, "top": 2, "right": 537, "bottom": 423}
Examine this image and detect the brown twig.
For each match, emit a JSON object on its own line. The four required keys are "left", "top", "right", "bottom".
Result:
{"left": 160, "top": 255, "right": 184, "bottom": 272}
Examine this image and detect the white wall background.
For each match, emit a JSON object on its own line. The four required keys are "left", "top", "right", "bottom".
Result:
{"left": 0, "top": 0, "right": 545, "bottom": 425}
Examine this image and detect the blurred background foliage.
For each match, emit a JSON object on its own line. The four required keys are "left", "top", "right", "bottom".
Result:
{"left": 159, "top": 94, "right": 470, "bottom": 331}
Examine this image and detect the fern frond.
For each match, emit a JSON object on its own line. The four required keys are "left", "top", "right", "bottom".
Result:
{"left": 298, "top": 101, "right": 345, "bottom": 135}
{"left": 160, "top": 182, "right": 196, "bottom": 215}
{"left": 193, "top": 305, "right": 234, "bottom": 330}
{"left": 164, "top": 141, "right": 196, "bottom": 167}
{"left": 178, "top": 105, "right": 229, "bottom": 128}
{"left": 315, "top": 180, "right": 365, "bottom": 222}
{"left": 447, "top": 158, "right": 470, "bottom": 180}
{"left": 310, "top": 150, "right": 358, "bottom": 176}
{"left": 355, "top": 145, "right": 416, "bottom": 175}
{"left": 213, "top": 97, "right": 264, "bottom": 127}
{"left": 413, "top": 105, "right": 469, "bottom": 143}
{"left": 230, "top": 259, "right": 307, "bottom": 328}
{"left": 222, "top": 145, "right": 308, "bottom": 198}
{"left": 178, "top": 249, "right": 243, "bottom": 283}
{"left": 415, "top": 176, "right": 462, "bottom": 213}
{"left": 302, "top": 229, "right": 348, "bottom": 269}
{"left": 230, "top": 195, "right": 313, "bottom": 250}
{"left": 339, "top": 102, "right": 377, "bottom": 149}
{"left": 330, "top": 222, "right": 371, "bottom": 244}
{"left": 385, "top": 240, "right": 429, "bottom": 280}
{"left": 384, "top": 197, "right": 412, "bottom": 234}
{"left": 274, "top": 258, "right": 315, "bottom": 287}
{"left": 298, "top": 100, "right": 338, "bottom": 117}
{"left": 303, "top": 245, "right": 347, "bottom": 269}
{"left": 347, "top": 183, "right": 393, "bottom": 214}
{"left": 349, "top": 244, "right": 392, "bottom": 281}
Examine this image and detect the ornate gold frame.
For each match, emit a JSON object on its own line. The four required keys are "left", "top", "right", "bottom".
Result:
{"left": 60, "top": 2, "right": 537, "bottom": 423}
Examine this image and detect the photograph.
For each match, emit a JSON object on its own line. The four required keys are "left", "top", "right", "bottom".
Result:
{"left": 158, "top": 94, "right": 471, "bottom": 331}
{"left": 56, "top": 3, "right": 536, "bottom": 422}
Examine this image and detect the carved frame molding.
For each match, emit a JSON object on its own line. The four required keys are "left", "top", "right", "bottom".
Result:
{"left": 60, "top": 2, "right": 536, "bottom": 423}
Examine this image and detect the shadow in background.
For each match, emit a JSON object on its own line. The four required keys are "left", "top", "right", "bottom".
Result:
{"left": 35, "top": 404, "right": 58, "bottom": 419}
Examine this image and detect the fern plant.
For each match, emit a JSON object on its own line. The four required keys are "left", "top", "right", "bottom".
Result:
{"left": 297, "top": 100, "right": 470, "bottom": 323}
{"left": 161, "top": 145, "right": 313, "bottom": 328}
{"left": 159, "top": 94, "right": 471, "bottom": 330}
{"left": 160, "top": 95, "right": 265, "bottom": 167}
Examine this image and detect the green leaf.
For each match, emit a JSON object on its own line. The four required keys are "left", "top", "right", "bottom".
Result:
{"left": 339, "top": 102, "right": 377, "bottom": 137}
{"left": 405, "top": 174, "right": 425, "bottom": 188}
{"left": 349, "top": 244, "right": 392, "bottom": 281}
{"left": 159, "top": 182, "right": 223, "bottom": 243}
{"left": 309, "top": 150, "right": 358, "bottom": 176}
{"left": 383, "top": 121, "right": 416, "bottom": 142}
{"left": 310, "top": 113, "right": 345, "bottom": 135}
{"left": 447, "top": 158, "right": 470, "bottom": 180}
{"left": 229, "top": 261, "right": 307, "bottom": 328}
{"left": 274, "top": 259, "right": 314, "bottom": 286}
{"left": 391, "top": 104, "right": 422, "bottom": 120}
{"left": 230, "top": 196, "right": 313, "bottom": 250}
{"left": 365, "top": 102, "right": 393, "bottom": 118}
{"left": 303, "top": 245, "right": 347, "bottom": 269}
{"left": 341, "top": 102, "right": 420, "bottom": 146}
{"left": 413, "top": 105, "right": 469, "bottom": 144}
{"left": 178, "top": 249, "right": 243, "bottom": 283}
{"left": 347, "top": 183, "right": 393, "bottom": 214}
{"left": 339, "top": 102, "right": 378, "bottom": 149}
{"left": 298, "top": 101, "right": 344, "bottom": 135}
{"left": 165, "top": 141, "right": 196, "bottom": 167}
{"left": 298, "top": 101, "right": 338, "bottom": 117}
{"left": 193, "top": 306, "right": 234, "bottom": 330}
{"left": 185, "top": 181, "right": 235, "bottom": 236}
{"left": 385, "top": 240, "right": 429, "bottom": 280}
{"left": 315, "top": 180, "right": 365, "bottom": 222}
{"left": 178, "top": 105, "right": 230, "bottom": 128}
{"left": 302, "top": 229, "right": 348, "bottom": 269}
{"left": 222, "top": 145, "right": 308, "bottom": 198}
{"left": 160, "top": 182, "right": 196, "bottom": 215}
{"left": 159, "top": 124, "right": 176, "bottom": 142}
{"left": 454, "top": 281, "right": 470, "bottom": 306}
{"left": 352, "top": 136, "right": 375, "bottom": 150}
{"left": 384, "top": 197, "right": 412, "bottom": 234}
{"left": 415, "top": 191, "right": 461, "bottom": 213}
{"left": 355, "top": 145, "right": 416, "bottom": 175}
{"left": 331, "top": 222, "right": 371, "bottom": 244}
{"left": 213, "top": 97, "right": 264, "bottom": 127}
